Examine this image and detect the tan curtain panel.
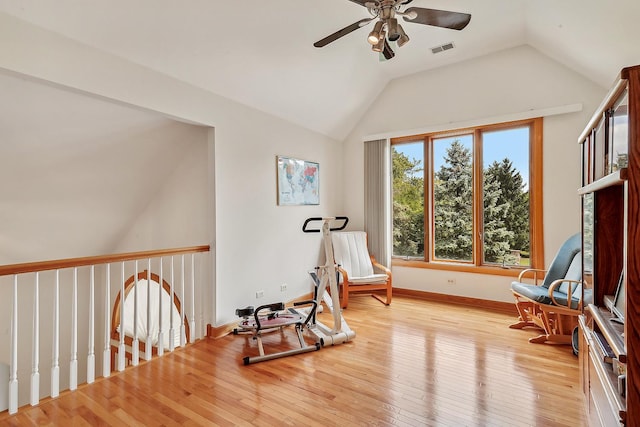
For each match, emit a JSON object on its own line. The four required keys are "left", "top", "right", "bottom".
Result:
{"left": 364, "top": 138, "right": 391, "bottom": 268}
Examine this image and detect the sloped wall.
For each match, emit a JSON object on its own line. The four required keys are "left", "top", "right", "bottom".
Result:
{"left": 0, "top": 72, "right": 208, "bottom": 265}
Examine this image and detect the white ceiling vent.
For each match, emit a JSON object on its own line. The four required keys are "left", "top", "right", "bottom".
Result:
{"left": 431, "top": 42, "right": 455, "bottom": 54}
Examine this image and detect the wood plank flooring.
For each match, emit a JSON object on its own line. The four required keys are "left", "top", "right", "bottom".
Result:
{"left": 0, "top": 295, "right": 587, "bottom": 426}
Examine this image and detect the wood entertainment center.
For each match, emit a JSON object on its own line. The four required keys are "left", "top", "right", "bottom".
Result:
{"left": 578, "top": 65, "right": 640, "bottom": 426}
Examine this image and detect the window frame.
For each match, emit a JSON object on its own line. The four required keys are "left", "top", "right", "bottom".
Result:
{"left": 391, "top": 118, "right": 544, "bottom": 276}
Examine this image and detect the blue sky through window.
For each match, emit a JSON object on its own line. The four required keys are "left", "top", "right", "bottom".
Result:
{"left": 394, "top": 126, "right": 530, "bottom": 190}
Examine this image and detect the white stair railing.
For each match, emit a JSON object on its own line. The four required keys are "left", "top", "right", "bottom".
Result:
{"left": 157, "top": 260, "right": 164, "bottom": 357}
{"left": 8, "top": 276, "right": 18, "bottom": 414}
{"left": 190, "top": 254, "right": 196, "bottom": 344}
{"left": 102, "top": 264, "right": 111, "bottom": 378}
{"left": 145, "top": 260, "right": 152, "bottom": 362}
{"left": 131, "top": 260, "right": 139, "bottom": 367}
{"left": 29, "top": 273, "right": 39, "bottom": 406}
{"left": 51, "top": 271, "right": 60, "bottom": 399}
{"left": 87, "top": 265, "right": 95, "bottom": 385}
{"left": 118, "top": 263, "right": 126, "bottom": 372}
{"left": 0, "top": 245, "right": 209, "bottom": 415}
{"left": 169, "top": 257, "right": 175, "bottom": 352}
{"left": 70, "top": 267, "right": 78, "bottom": 391}
{"left": 180, "top": 255, "right": 186, "bottom": 347}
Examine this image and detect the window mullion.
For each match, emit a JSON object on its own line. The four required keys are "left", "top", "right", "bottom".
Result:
{"left": 424, "top": 136, "right": 432, "bottom": 262}
{"left": 473, "top": 129, "right": 483, "bottom": 266}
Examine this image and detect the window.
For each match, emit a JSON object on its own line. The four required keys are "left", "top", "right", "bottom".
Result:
{"left": 391, "top": 118, "right": 543, "bottom": 273}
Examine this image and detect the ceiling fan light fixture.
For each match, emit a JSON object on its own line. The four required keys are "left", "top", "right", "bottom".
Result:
{"left": 372, "top": 30, "right": 386, "bottom": 52}
{"left": 397, "top": 24, "right": 410, "bottom": 47}
{"left": 312, "top": 1, "right": 471, "bottom": 61}
{"left": 387, "top": 18, "right": 400, "bottom": 41}
{"left": 367, "top": 20, "right": 384, "bottom": 45}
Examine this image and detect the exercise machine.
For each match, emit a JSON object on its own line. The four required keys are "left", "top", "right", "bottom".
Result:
{"left": 302, "top": 216, "right": 356, "bottom": 346}
{"left": 233, "top": 300, "right": 320, "bottom": 365}
{"left": 233, "top": 216, "right": 354, "bottom": 365}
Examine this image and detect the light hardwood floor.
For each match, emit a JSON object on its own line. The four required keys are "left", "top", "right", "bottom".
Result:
{"left": 0, "top": 295, "right": 587, "bottom": 426}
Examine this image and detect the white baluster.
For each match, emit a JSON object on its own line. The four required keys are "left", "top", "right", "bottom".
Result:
{"left": 70, "top": 268, "right": 78, "bottom": 391}
{"left": 157, "top": 257, "right": 164, "bottom": 357}
{"left": 117, "top": 263, "right": 125, "bottom": 371}
{"left": 189, "top": 254, "right": 196, "bottom": 343}
{"left": 180, "top": 255, "right": 186, "bottom": 347}
{"left": 8, "top": 275, "right": 18, "bottom": 414}
{"left": 103, "top": 263, "right": 111, "bottom": 377}
{"left": 131, "top": 261, "right": 139, "bottom": 366}
{"left": 51, "top": 270, "right": 60, "bottom": 398}
{"left": 87, "top": 265, "right": 95, "bottom": 384}
{"left": 169, "top": 257, "right": 175, "bottom": 352}
{"left": 30, "top": 273, "right": 40, "bottom": 406}
{"left": 144, "top": 260, "right": 152, "bottom": 361}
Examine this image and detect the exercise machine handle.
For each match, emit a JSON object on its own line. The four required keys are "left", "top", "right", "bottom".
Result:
{"left": 293, "top": 299, "right": 319, "bottom": 326}
{"left": 302, "top": 216, "right": 349, "bottom": 233}
{"left": 253, "top": 302, "right": 285, "bottom": 330}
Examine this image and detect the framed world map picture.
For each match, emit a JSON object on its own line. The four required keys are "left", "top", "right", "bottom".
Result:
{"left": 276, "top": 155, "right": 319, "bottom": 206}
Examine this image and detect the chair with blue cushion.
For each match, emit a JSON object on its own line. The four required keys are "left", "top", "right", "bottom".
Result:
{"left": 509, "top": 233, "right": 592, "bottom": 344}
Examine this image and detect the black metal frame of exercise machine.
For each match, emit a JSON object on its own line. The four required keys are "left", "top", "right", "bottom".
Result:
{"left": 233, "top": 300, "right": 320, "bottom": 365}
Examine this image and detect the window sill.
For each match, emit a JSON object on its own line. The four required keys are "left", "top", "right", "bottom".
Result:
{"left": 391, "top": 258, "right": 524, "bottom": 278}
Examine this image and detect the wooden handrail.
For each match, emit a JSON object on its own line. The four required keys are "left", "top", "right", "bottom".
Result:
{"left": 0, "top": 245, "right": 210, "bottom": 276}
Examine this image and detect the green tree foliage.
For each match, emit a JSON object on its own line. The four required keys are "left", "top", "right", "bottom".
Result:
{"left": 393, "top": 142, "right": 529, "bottom": 265}
{"left": 392, "top": 148, "right": 424, "bottom": 257}
{"left": 483, "top": 164, "right": 514, "bottom": 262}
{"left": 484, "top": 159, "right": 529, "bottom": 253}
{"left": 433, "top": 140, "right": 473, "bottom": 260}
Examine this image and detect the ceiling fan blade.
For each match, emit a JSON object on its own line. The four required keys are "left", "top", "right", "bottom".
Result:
{"left": 402, "top": 7, "right": 471, "bottom": 31}
{"left": 314, "top": 18, "right": 373, "bottom": 48}
{"left": 346, "top": 0, "right": 373, "bottom": 6}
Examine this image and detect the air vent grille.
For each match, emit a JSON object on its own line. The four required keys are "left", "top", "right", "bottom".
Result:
{"left": 431, "top": 42, "right": 455, "bottom": 54}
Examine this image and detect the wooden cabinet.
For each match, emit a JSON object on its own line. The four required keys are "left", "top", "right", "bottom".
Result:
{"left": 578, "top": 65, "right": 640, "bottom": 426}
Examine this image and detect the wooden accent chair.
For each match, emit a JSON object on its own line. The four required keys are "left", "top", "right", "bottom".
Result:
{"left": 509, "top": 233, "right": 591, "bottom": 344}
{"left": 110, "top": 270, "right": 190, "bottom": 369}
{"left": 331, "top": 231, "right": 392, "bottom": 309}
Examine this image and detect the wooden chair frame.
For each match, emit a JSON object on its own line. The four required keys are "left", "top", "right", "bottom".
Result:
{"left": 510, "top": 267, "right": 585, "bottom": 344}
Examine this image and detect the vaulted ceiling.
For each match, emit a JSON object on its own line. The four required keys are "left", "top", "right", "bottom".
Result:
{"left": 0, "top": 0, "right": 639, "bottom": 140}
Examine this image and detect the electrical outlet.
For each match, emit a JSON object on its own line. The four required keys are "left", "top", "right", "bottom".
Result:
{"left": 280, "top": 283, "right": 287, "bottom": 292}
{"left": 447, "top": 278, "right": 456, "bottom": 285}
{"left": 256, "top": 290, "right": 264, "bottom": 298}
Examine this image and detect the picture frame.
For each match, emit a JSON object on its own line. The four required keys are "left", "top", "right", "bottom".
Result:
{"left": 276, "top": 155, "right": 319, "bottom": 206}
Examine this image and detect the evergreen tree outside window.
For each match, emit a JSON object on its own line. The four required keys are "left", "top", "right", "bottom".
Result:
{"left": 391, "top": 118, "right": 542, "bottom": 272}
{"left": 433, "top": 136, "right": 473, "bottom": 262}
{"left": 482, "top": 127, "right": 530, "bottom": 266}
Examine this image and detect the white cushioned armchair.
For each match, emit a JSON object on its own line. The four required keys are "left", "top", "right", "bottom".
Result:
{"left": 331, "top": 231, "right": 392, "bottom": 309}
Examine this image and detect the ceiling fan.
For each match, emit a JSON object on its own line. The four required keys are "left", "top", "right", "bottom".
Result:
{"left": 314, "top": 0, "right": 471, "bottom": 60}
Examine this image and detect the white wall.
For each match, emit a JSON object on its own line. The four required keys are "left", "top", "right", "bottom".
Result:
{"left": 112, "top": 131, "right": 210, "bottom": 253}
{"left": 343, "top": 45, "right": 607, "bottom": 303}
{"left": 0, "top": 72, "right": 210, "bottom": 264}
{"left": 213, "top": 112, "right": 343, "bottom": 325}
{"left": 0, "top": 13, "right": 343, "bottom": 332}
